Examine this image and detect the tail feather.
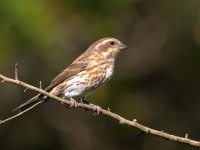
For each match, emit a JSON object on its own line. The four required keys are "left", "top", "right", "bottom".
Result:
{"left": 13, "top": 94, "right": 42, "bottom": 112}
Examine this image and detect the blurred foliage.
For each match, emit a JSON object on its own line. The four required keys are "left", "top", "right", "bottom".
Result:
{"left": 1, "top": 0, "right": 200, "bottom": 150}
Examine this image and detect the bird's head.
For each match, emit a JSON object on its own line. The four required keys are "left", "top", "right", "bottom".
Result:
{"left": 90, "top": 37, "right": 127, "bottom": 59}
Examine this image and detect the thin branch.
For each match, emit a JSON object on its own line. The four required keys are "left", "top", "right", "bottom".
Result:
{"left": 0, "top": 101, "right": 43, "bottom": 124}
{"left": 0, "top": 73, "right": 200, "bottom": 147}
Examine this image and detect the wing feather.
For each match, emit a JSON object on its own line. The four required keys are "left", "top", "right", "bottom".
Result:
{"left": 44, "top": 51, "right": 91, "bottom": 92}
{"left": 45, "top": 62, "right": 87, "bottom": 92}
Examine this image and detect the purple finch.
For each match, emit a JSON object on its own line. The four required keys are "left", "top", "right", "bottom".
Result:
{"left": 14, "top": 37, "right": 127, "bottom": 114}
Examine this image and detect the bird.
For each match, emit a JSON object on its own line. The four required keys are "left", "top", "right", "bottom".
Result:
{"left": 13, "top": 37, "right": 127, "bottom": 114}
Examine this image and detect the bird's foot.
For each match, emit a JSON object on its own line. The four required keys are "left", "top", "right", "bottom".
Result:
{"left": 79, "top": 97, "right": 101, "bottom": 115}
{"left": 69, "top": 98, "right": 78, "bottom": 108}
{"left": 89, "top": 103, "right": 102, "bottom": 115}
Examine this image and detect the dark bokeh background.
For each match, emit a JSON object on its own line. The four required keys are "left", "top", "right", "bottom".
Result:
{"left": 1, "top": 0, "right": 200, "bottom": 150}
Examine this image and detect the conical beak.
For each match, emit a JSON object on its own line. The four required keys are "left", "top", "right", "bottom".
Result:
{"left": 118, "top": 42, "right": 128, "bottom": 50}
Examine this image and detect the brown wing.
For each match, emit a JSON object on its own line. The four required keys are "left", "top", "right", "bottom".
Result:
{"left": 44, "top": 61, "right": 88, "bottom": 92}
{"left": 44, "top": 44, "right": 93, "bottom": 92}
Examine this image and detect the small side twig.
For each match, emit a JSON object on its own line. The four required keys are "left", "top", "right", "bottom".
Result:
{"left": 39, "top": 81, "right": 42, "bottom": 89}
{"left": 24, "top": 88, "right": 28, "bottom": 92}
{"left": 15, "top": 63, "right": 18, "bottom": 80}
{"left": 185, "top": 134, "right": 189, "bottom": 139}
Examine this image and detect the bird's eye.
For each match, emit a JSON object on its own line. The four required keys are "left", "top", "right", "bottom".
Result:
{"left": 110, "top": 41, "right": 115, "bottom": 46}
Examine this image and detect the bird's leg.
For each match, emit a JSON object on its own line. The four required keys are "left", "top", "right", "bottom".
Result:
{"left": 80, "top": 97, "right": 89, "bottom": 111}
{"left": 80, "top": 97, "right": 89, "bottom": 104}
{"left": 80, "top": 97, "right": 102, "bottom": 115}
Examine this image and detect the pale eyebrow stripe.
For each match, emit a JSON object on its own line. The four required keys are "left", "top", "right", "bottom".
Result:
{"left": 95, "top": 39, "right": 112, "bottom": 50}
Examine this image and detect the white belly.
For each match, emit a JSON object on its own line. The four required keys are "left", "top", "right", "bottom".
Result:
{"left": 63, "top": 76, "right": 86, "bottom": 98}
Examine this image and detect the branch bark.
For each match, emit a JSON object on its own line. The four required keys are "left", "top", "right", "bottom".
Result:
{"left": 0, "top": 73, "right": 200, "bottom": 147}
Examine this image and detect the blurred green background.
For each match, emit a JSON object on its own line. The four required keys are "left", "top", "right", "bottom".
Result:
{"left": 1, "top": 0, "right": 200, "bottom": 150}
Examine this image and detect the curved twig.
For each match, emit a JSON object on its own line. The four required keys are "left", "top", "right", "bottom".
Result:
{"left": 0, "top": 73, "right": 200, "bottom": 147}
